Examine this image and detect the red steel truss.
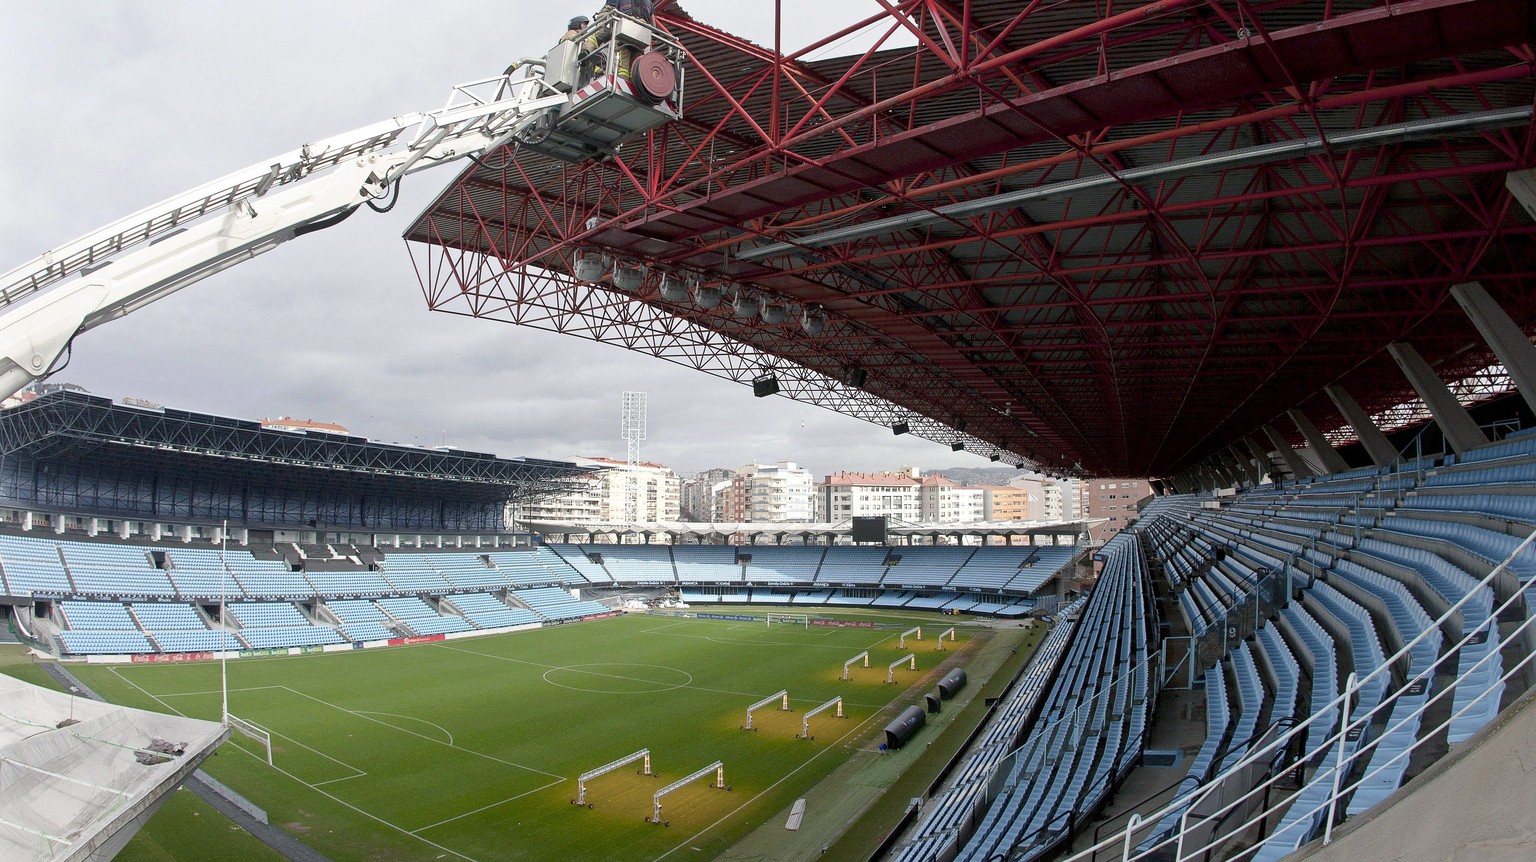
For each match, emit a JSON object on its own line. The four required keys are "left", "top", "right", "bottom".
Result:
{"left": 406, "top": 0, "right": 1536, "bottom": 478}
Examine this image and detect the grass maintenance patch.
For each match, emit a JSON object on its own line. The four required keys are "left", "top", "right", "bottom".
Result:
{"left": 73, "top": 611, "right": 985, "bottom": 861}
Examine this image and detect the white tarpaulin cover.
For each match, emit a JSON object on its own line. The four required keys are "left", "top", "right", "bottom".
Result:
{"left": 0, "top": 675, "right": 226, "bottom": 861}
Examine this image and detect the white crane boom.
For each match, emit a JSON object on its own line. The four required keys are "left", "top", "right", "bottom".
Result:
{"left": 0, "top": 7, "right": 685, "bottom": 401}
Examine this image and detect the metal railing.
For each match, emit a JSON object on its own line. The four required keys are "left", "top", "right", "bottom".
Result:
{"left": 1058, "top": 522, "right": 1536, "bottom": 862}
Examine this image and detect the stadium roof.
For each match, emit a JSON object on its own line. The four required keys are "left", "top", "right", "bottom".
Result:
{"left": 519, "top": 518, "right": 1101, "bottom": 540}
{"left": 0, "top": 675, "right": 225, "bottom": 862}
{"left": 0, "top": 390, "right": 591, "bottom": 505}
{"left": 407, "top": 0, "right": 1536, "bottom": 479}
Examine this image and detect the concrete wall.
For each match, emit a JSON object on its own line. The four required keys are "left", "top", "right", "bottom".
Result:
{"left": 1295, "top": 688, "right": 1536, "bottom": 862}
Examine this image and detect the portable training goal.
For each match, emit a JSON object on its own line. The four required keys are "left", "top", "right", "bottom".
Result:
{"left": 573, "top": 748, "right": 652, "bottom": 806}
{"left": 799, "top": 697, "right": 844, "bottom": 739}
{"left": 842, "top": 651, "right": 870, "bottom": 680}
{"left": 649, "top": 760, "right": 728, "bottom": 824}
{"left": 935, "top": 627, "right": 956, "bottom": 649}
{"left": 898, "top": 626, "right": 922, "bottom": 648}
{"left": 226, "top": 714, "right": 273, "bottom": 766}
{"left": 886, "top": 653, "right": 917, "bottom": 683}
{"left": 766, "top": 612, "right": 809, "bottom": 629}
{"left": 742, "top": 690, "right": 789, "bottom": 730}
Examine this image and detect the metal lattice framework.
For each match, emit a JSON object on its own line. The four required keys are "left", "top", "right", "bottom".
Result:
{"left": 0, "top": 390, "right": 592, "bottom": 530}
{"left": 406, "top": 0, "right": 1536, "bottom": 478}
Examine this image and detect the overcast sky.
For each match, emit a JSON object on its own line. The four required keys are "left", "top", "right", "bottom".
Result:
{"left": 0, "top": 1, "right": 1008, "bottom": 480}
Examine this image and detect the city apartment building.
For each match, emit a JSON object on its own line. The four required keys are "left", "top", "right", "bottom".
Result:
{"left": 980, "top": 484, "right": 1032, "bottom": 521}
{"left": 918, "top": 475, "right": 985, "bottom": 523}
{"left": 1080, "top": 477, "right": 1152, "bottom": 541}
{"left": 817, "top": 469, "right": 922, "bottom": 522}
{"left": 519, "top": 456, "right": 681, "bottom": 524}
{"left": 681, "top": 468, "right": 733, "bottom": 520}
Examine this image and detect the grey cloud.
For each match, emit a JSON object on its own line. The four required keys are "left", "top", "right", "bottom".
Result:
{"left": 4, "top": 0, "right": 991, "bottom": 481}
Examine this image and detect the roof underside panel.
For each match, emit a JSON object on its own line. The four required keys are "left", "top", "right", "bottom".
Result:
{"left": 406, "top": 0, "right": 1536, "bottom": 478}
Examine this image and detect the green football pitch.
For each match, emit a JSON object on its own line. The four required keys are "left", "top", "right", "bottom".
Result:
{"left": 72, "top": 611, "right": 994, "bottom": 861}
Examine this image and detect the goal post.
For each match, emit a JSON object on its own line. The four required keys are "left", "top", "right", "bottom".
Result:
{"left": 574, "top": 748, "right": 652, "bottom": 806}
{"left": 936, "top": 627, "right": 956, "bottom": 650}
{"left": 766, "top": 612, "right": 809, "bottom": 629}
{"left": 899, "top": 626, "right": 922, "bottom": 649}
{"left": 841, "top": 651, "right": 870, "bottom": 680}
{"left": 742, "top": 690, "right": 789, "bottom": 730}
{"left": 886, "top": 653, "right": 917, "bottom": 683}
{"left": 226, "top": 713, "right": 272, "bottom": 766}
{"left": 799, "top": 697, "right": 844, "bottom": 739}
{"left": 649, "top": 760, "right": 727, "bottom": 824}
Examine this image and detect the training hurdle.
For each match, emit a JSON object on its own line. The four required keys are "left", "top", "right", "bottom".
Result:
{"left": 935, "top": 627, "right": 956, "bottom": 650}
{"left": 842, "top": 651, "right": 870, "bottom": 680}
{"left": 649, "top": 760, "right": 727, "bottom": 824}
{"left": 743, "top": 690, "right": 790, "bottom": 730}
{"left": 887, "top": 653, "right": 917, "bottom": 683}
{"left": 898, "top": 627, "right": 922, "bottom": 649}
{"left": 574, "top": 748, "right": 652, "bottom": 806}
{"left": 799, "top": 697, "right": 844, "bottom": 739}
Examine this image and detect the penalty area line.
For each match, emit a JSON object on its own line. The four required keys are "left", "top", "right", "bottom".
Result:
{"left": 409, "top": 776, "right": 567, "bottom": 834}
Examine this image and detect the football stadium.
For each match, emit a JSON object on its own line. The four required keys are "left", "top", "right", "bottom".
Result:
{"left": 3, "top": 1, "right": 1536, "bottom": 861}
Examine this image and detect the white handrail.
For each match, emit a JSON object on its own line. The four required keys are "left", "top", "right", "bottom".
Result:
{"left": 1059, "top": 511, "right": 1536, "bottom": 862}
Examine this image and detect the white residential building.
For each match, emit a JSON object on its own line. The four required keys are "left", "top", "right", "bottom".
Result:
{"left": 817, "top": 468, "right": 922, "bottom": 522}
{"left": 738, "top": 461, "right": 815, "bottom": 522}
{"left": 918, "top": 476, "right": 986, "bottom": 523}
{"left": 517, "top": 456, "right": 681, "bottom": 524}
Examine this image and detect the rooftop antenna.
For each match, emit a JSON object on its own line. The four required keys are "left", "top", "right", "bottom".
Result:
{"left": 621, "top": 391, "right": 648, "bottom": 524}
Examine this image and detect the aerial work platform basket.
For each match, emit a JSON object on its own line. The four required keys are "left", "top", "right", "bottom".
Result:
{"left": 514, "top": 8, "right": 684, "bottom": 163}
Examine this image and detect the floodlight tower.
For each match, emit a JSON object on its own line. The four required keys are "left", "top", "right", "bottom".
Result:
{"left": 621, "top": 391, "right": 648, "bottom": 524}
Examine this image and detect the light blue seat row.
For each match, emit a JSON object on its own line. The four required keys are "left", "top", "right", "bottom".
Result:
{"left": 229, "top": 601, "right": 309, "bottom": 628}
{"left": 448, "top": 592, "right": 542, "bottom": 628}
{"left": 672, "top": 545, "right": 741, "bottom": 583}
{"left": 130, "top": 602, "right": 208, "bottom": 630}
{"left": 402, "top": 615, "right": 474, "bottom": 636}
{"left": 240, "top": 625, "right": 346, "bottom": 649}
{"left": 305, "top": 569, "right": 393, "bottom": 595}
{"left": 0, "top": 535, "right": 73, "bottom": 595}
{"left": 1401, "top": 492, "right": 1536, "bottom": 524}
{"left": 741, "top": 546, "right": 825, "bottom": 583}
{"left": 58, "top": 630, "right": 155, "bottom": 655}
{"left": 60, "top": 600, "right": 137, "bottom": 630}
{"left": 339, "top": 622, "right": 394, "bottom": 642}
{"left": 326, "top": 598, "right": 388, "bottom": 623}
{"left": 152, "top": 630, "right": 241, "bottom": 652}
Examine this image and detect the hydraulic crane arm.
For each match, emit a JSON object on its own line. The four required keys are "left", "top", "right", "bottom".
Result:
{"left": 0, "top": 76, "right": 569, "bottom": 400}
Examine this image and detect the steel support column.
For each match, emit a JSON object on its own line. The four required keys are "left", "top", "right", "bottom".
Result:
{"left": 1450, "top": 281, "right": 1536, "bottom": 418}
{"left": 1288, "top": 408, "right": 1352, "bottom": 475}
{"left": 1326, "top": 385, "right": 1399, "bottom": 468}
{"left": 1246, "top": 436, "right": 1278, "bottom": 484}
{"left": 1508, "top": 168, "right": 1536, "bottom": 222}
{"left": 1386, "top": 342, "right": 1490, "bottom": 455}
{"left": 1264, "top": 424, "right": 1316, "bottom": 479}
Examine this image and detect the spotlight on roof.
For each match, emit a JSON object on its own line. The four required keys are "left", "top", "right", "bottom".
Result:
{"left": 694, "top": 282, "right": 724, "bottom": 309}
{"left": 951, "top": 441, "right": 965, "bottom": 452}
{"left": 841, "top": 365, "right": 868, "bottom": 389}
{"left": 612, "top": 260, "right": 647, "bottom": 292}
{"left": 801, "top": 306, "right": 826, "bottom": 336}
{"left": 760, "top": 299, "right": 789, "bottom": 325}
{"left": 752, "top": 373, "right": 780, "bottom": 397}
{"left": 732, "top": 288, "right": 760, "bottom": 319}
{"left": 989, "top": 453, "right": 1001, "bottom": 462}
{"left": 572, "top": 249, "right": 610, "bottom": 283}
{"left": 659, "top": 273, "right": 691, "bottom": 303}
{"left": 892, "top": 421, "right": 910, "bottom": 436}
